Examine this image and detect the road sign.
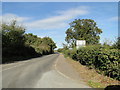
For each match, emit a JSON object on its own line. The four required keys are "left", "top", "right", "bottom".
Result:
{"left": 76, "top": 40, "right": 86, "bottom": 49}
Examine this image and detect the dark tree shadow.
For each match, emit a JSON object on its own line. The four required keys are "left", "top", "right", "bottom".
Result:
{"left": 104, "top": 85, "right": 120, "bottom": 90}
{"left": 2, "top": 46, "right": 58, "bottom": 64}
{"left": 2, "top": 46, "right": 41, "bottom": 64}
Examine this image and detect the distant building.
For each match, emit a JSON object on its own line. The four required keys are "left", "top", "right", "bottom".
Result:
{"left": 76, "top": 40, "right": 86, "bottom": 49}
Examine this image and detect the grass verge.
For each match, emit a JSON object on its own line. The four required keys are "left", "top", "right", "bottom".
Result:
{"left": 87, "top": 80, "right": 104, "bottom": 88}
{"left": 64, "top": 56, "right": 120, "bottom": 88}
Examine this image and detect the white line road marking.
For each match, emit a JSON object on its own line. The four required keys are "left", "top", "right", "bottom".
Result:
{"left": 1, "top": 63, "right": 25, "bottom": 72}
{"left": 1, "top": 58, "right": 36, "bottom": 72}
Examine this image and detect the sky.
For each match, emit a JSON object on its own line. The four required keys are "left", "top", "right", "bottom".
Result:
{"left": 2, "top": 0, "right": 120, "bottom": 2}
{"left": 1, "top": 2, "right": 119, "bottom": 49}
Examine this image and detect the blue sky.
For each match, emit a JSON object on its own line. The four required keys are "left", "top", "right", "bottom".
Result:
{"left": 2, "top": 2, "right": 118, "bottom": 49}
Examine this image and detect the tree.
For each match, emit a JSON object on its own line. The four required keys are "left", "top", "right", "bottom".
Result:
{"left": 65, "top": 19, "right": 102, "bottom": 48}
{"left": 2, "top": 20, "right": 57, "bottom": 63}
{"left": 42, "top": 37, "right": 57, "bottom": 53}
{"left": 112, "top": 37, "right": 120, "bottom": 49}
{"left": 117, "top": 37, "right": 120, "bottom": 49}
{"left": 24, "top": 33, "right": 41, "bottom": 46}
{"left": 62, "top": 43, "right": 68, "bottom": 50}
{"left": 2, "top": 20, "right": 38, "bottom": 63}
{"left": 24, "top": 34, "right": 57, "bottom": 54}
{"left": 2, "top": 20, "right": 25, "bottom": 48}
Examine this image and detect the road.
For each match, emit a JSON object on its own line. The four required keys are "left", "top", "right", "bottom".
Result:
{"left": 2, "top": 53, "right": 90, "bottom": 88}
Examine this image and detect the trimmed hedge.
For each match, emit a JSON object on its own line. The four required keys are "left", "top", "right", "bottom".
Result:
{"left": 63, "top": 45, "right": 120, "bottom": 81}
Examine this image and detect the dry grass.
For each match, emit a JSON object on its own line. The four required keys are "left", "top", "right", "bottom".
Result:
{"left": 65, "top": 57, "right": 120, "bottom": 88}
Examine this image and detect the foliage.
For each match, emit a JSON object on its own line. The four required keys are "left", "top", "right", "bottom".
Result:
{"left": 42, "top": 37, "right": 57, "bottom": 53}
{"left": 87, "top": 80, "right": 104, "bottom": 88}
{"left": 112, "top": 37, "right": 120, "bottom": 49}
{"left": 62, "top": 45, "right": 120, "bottom": 81}
{"left": 25, "top": 34, "right": 57, "bottom": 55}
{"left": 2, "top": 21, "right": 38, "bottom": 63}
{"left": 2, "top": 20, "right": 57, "bottom": 63}
{"left": 2, "top": 20, "right": 25, "bottom": 48}
{"left": 65, "top": 19, "right": 102, "bottom": 48}
{"left": 24, "top": 33, "right": 40, "bottom": 46}
{"left": 57, "top": 48, "right": 64, "bottom": 52}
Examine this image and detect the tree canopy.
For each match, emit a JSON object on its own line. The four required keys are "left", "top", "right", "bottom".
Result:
{"left": 2, "top": 20, "right": 57, "bottom": 63}
{"left": 65, "top": 19, "right": 102, "bottom": 48}
{"left": 25, "top": 34, "right": 57, "bottom": 54}
{"left": 2, "top": 20, "right": 25, "bottom": 48}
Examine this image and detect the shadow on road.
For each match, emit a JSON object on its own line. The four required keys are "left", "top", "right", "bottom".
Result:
{"left": 104, "top": 85, "right": 120, "bottom": 90}
{"left": 2, "top": 52, "right": 59, "bottom": 64}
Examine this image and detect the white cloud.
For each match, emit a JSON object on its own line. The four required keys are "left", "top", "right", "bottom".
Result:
{"left": 25, "top": 19, "right": 67, "bottom": 30}
{"left": 1, "top": 6, "right": 89, "bottom": 30}
{"left": 1, "top": 13, "right": 29, "bottom": 23}
{"left": 25, "top": 6, "right": 89, "bottom": 30}
{"left": 108, "top": 16, "right": 119, "bottom": 21}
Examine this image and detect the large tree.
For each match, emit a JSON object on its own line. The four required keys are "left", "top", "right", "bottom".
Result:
{"left": 2, "top": 20, "right": 25, "bottom": 48}
{"left": 24, "top": 34, "right": 57, "bottom": 54}
{"left": 42, "top": 37, "right": 57, "bottom": 53}
{"left": 24, "top": 33, "right": 41, "bottom": 46}
{"left": 65, "top": 19, "right": 102, "bottom": 47}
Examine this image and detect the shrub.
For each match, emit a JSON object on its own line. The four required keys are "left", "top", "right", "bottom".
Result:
{"left": 2, "top": 21, "right": 57, "bottom": 63}
{"left": 63, "top": 45, "right": 120, "bottom": 81}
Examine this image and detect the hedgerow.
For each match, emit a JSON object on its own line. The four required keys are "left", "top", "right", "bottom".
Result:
{"left": 63, "top": 45, "right": 120, "bottom": 81}
{"left": 2, "top": 20, "right": 57, "bottom": 63}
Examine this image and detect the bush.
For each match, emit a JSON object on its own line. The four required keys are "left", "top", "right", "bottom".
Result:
{"left": 63, "top": 45, "right": 120, "bottom": 81}
{"left": 2, "top": 21, "right": 57, "bottom": 63}
{"left": 57, "top": 48, "right": 64, "bottom": 52}
{"left": 2, "top": 45, "right": 38, "bottom": 63}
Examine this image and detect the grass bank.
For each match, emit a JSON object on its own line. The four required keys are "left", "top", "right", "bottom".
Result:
{"left": 64, "top": 57, "right": 120, "bottom": 88}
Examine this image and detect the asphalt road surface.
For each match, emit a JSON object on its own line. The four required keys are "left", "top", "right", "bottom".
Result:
{"left": 2, "top": 53, "right": 90, "bottom": 88}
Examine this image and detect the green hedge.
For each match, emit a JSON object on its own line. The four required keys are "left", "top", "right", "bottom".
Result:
{"left": 63, "top": 45, "right": 120, "bottom": 81}
{"left": 2, "top": 21, "right": 57, "bottom": 63}
{"left": 2, "top": 45, "right": 39, "bottom": 63}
